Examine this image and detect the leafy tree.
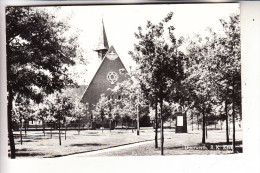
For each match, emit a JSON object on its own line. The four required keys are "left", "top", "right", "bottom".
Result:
{"left": 33, "top": 94, "right": 85, "bottom": 139}
{"left": 43, "top": 100, "right": 56, "bottom": 138}
{"left": 32, "top": 98, "right": 59, "bottom": 137}
{"left": 6, "top": 7, "right": 80, "bottom": 158}
{"left": 185, "top": 33, "right": 223, "bottom": 143}
{"left": 120, "top": 98, "right": 135, "bottom": 130}
{"left": 129, "top": 12, "right": 185, "bottom": 155}
{"left": 92, "top": 94, "right": 111, "bottom": 131}
{"left": 184, "top": 13, "right": 240, "bottom": 148}
{"left": 51, "top": 93, "right": 74, "bottom": 145}
{"left": 214, "top": 14, "right": 241, "bottom": 151}
{"left": 161, "top": 102, "right": 175, "bottom": 122}
{"left": 111, "top": 76, "right": 148, "bottom": 134}
{"left": 13, "top": 96, "right": 35, "bottom": 144}
{"left": 71, "top": 99, "right": 88, "bottom": 134}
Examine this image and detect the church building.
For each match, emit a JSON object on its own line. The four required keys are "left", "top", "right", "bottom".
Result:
{"left": 80, "top": 21, "right": 130, "bottom": 125}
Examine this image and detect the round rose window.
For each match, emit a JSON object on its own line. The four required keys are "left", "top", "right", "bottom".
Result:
{"left": 107, "top": 72, "right": 118, "bottom": 84}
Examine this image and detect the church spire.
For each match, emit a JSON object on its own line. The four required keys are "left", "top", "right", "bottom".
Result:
{"left": 94, "top": 19, "right": 109, "bottom": 60}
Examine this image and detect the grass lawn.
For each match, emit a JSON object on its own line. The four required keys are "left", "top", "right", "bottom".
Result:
{"left": 9, "top": 126, "right": 242, "bottom": 158}
{"left": 11, "top": 128, "right": 155, "bottom": 158}
{"left": 90, "top": 130, "right": 243, "bottom": 156}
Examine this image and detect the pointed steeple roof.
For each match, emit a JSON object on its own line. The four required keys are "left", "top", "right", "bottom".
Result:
{"left": 95, "top": 19, "right": 109, "bottom": 51}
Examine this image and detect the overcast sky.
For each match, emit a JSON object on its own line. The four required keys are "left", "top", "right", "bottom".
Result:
{"left": 44, "top": 3, "right": 239, "bottom": 85}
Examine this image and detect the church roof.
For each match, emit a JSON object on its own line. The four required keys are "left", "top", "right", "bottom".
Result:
{"left": 63, "top": 85, "right": 88, "bottom": 102}
{"left": 95, "top": 20, "right": 109, "bottom": 51}
{"left": 80, "top": 45, "right": 129, "bottom": 107}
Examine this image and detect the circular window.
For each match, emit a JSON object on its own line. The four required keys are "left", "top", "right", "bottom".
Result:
{"left": 107, "top": 72, "right": 118, "bottom": 84}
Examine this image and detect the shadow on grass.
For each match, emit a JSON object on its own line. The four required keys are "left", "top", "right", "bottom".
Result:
{"left": 70, "top": 143, "right": 107, "bottom": 147}
{"left": 28, "top": 137, "right": 52, "bottom": 140}
{"left": 16, "top": 137, "right": 51, "bottom": 143}
{"left": 164, "top": 146, "right": 184, "bottom": 150}
{"left": 88, "top": 132, "right": 99, "bottom": 134}
{"left": 117, "top": 131, "right": 126, "bottom": 133}
{"left": 8, "top": 149, "right": 45, "bottom": 157}
{"left": 14, "top": 133, "right": 61, "bottom": 138}
{"left": 16, "top": 140, "right": 34, "bottom": 143}
{"left": 83, "top": 134, "right": 100, "bottom": 136}
{"left": 203, "top": 141, "right": 242, "bottom": 145}
{"left": 187, "top": 132, "right": 201, "bottom": 134}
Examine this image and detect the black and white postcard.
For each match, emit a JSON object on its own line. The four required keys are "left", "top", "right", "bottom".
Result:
{"left": 1, "top": 2, "right": 260, "bottom": 173}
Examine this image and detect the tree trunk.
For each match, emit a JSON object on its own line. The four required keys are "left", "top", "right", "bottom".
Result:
{"left": 239, "top": 105, "right": 242, "bottom": 126}
{"left": 50, "top": 123, "right": 53, "bottom": 138}
{"left": 101, "top": 120, "right": 104, "bottom": 133}
{"left": 160, "top": 100, "right": 164, "bottom": 155}
{"left": 232, "top": 80, "right": 236, "bottom": 153}
{"left": 191, "top": 113, "right": 193, "bottom": 131}
{"left": 65, "top": 125, "right": 67, "bottom": 140}
{"left": 155, "top": 99, "right": 158, "bottom": 148}
{"left": 197, "top": 114, "right": 200, "bottom": 130}
{"left": 239, "top": 107, "right": 242, "bottom": 128}
{"left": 25, "top": 121, "right": 27, "bottom": 135}
{"left": 202, "top": 108, "right": 206, "bottom": 144}
{"left": 59, "top": 119, "right": 61, "bottom": 145}
{"left": 229, "top": 120, "right": 231, "bottom": 136}
{"left": 20, "top": 118, "right": 23, "bottom": 145}
{"left": 8, "top": 90, "right": 16, "bottom": 159}
{"left": 225, "top": 100, "right": 229, "bottom": 144}
{"left": 206, "top": 121, "right": 208, "bottom": 139}
{"left": 137, "top": 104, "right": 140, "bottom": 135}
{"left": 43, "top": 120, "right": 45, "bottom": 136}
{"left": 110, "top": 120, "right": 112, "bottom": 132}
{"left": 78, "top": 121, "right": 80, "bottom": 135}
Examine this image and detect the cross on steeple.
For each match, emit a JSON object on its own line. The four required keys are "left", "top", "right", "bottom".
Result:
{"left": 94, "top": 19, "right": 109, "bottom": 60}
